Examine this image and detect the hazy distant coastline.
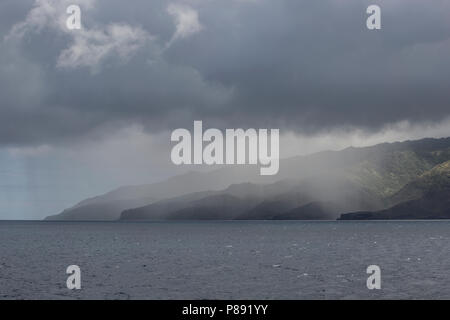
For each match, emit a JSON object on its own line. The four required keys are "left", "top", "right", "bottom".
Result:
{"left": 46, "top": 137, "right": 450, "bottom": 221}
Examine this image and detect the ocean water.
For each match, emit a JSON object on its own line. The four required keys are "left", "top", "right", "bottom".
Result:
{"left": 0, "top": 220, "right": 449, "bottom": 299}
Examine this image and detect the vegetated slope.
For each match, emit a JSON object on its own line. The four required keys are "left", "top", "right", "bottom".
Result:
{"left": 47, "top": 137, "right": 450, "bottom": 220}
{"left": 339, "top": 161, "right": 450, "bottom": 220}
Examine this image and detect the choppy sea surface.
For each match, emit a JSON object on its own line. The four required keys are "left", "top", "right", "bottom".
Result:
{"left": 0, "top": 220, "right": 449, "bottom": 299}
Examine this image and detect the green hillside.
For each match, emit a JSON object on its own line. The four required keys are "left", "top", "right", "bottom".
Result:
{"left": 340, "top": 160, "right": 450, "bottom": 220}
{"left": 346, "top": 147, "right": 450, "bottom": 198}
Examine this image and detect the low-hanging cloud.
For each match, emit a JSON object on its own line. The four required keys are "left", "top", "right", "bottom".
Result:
{"left": 0, "top": 0, "right": 450, "bottom": 148}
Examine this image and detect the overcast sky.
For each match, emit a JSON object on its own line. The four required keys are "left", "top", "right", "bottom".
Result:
{"left": 1, "top": 0, "right": 450, "bottom": 219}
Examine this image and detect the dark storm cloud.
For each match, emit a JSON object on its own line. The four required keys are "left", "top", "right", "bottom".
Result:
{"left": 1, "top": 0, "right": 450, "bottom": 146}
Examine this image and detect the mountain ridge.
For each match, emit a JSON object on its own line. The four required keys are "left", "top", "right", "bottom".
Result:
{"left": 339, "top": 160, "right": 450, "bottom": 220}
{"left": 45, "top": 137, "right": 450, "bottom": 221}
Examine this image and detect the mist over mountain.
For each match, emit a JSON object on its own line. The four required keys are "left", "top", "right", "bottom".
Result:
{"left": 45, "top": 137, "right": 450, "bottom": 221}
{"left": 340, "top": 160, "right": 450, "bottom": 220}
{"left": 45, "top": 169, "right": 258, "bottom": 220}
{"left": 2, "top": 0, "right": 450, "bottom": 221}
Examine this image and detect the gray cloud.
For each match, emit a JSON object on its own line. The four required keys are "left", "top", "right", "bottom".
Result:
{"left": 1, "top": 0, "right": 450, "bottom": 147}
